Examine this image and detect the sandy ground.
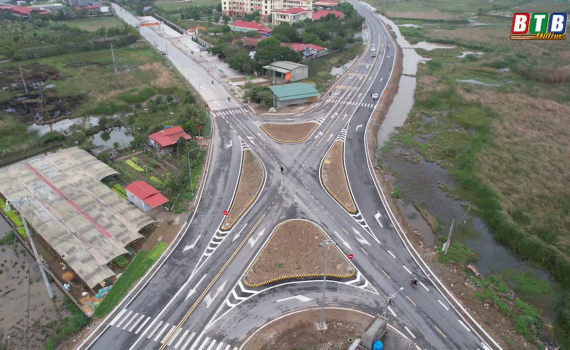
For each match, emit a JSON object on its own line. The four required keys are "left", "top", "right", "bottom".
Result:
{"left": 244, "top": 308, "right": 373, "bottom": 350}
{"left": 222, "top": 151, "right": 264, "bottom": 230}
{"left": 366, "top": 30, "right": 530, "bottom": 350}
{"left": 260, "top": 122, "right": 318, "bottom": 143}
{"left": 0, "top": 237, "right": 70, "bottom": 349}
{"left": 322, "top": 141, "right": 356, "bottom": 212}
{"left": 244, "top": 220, "right": 354, "bottom": 286}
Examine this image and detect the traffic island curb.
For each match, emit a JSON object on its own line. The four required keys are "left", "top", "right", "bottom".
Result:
{"left": 259, "top": 122, "right": 318, "bottom": 143}
{"left": 321, "top": 141, "right": 357, "bottom": 213}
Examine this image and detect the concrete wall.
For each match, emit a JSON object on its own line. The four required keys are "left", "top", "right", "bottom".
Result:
{"left": 277, "top": 97, "right": 307, "bottom": 106}
{"left": 126, "top": 190, "right": 152, "bottom": 212}
{"left": 290, "top": 65, "right": 308, "bottom": 82}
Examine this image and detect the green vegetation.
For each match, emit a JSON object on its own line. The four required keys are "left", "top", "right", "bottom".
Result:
{"left": 113, "top": 255, "right": 129, "bottom": 267}
{"left": 62, "top": 17, "right": 124, "bottom": 32}
{"left": 435, "top": 236, "right": 478, "bottom": 264}
{"left": 126, "top": 159, "right": 144, "bottom": 172}
{"left": 94, "top": 242, "right": 167, "bottom": 318}
{"left": 306, "top": 45, "right": 362, "bottom": 92}
{"left": 1, "top": 199, "right": 23, "bottom": 228}
{"left": 0, "top": 231, "right": 16, "bottom": 245}
{"left": 391, "top": 186, "right": 401, "bottom": 198}
{"left": 42, "top": 298, "right": 90, "bottom": 350}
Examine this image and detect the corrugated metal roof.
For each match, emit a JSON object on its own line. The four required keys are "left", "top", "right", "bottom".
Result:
{"left": 266, "top": 61, "right": 307, "bottom": 71}
{"left": 269, "top": 83, "right": 320, "bottom": 100}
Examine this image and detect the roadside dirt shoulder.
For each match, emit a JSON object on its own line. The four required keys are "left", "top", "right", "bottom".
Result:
{"left": 222, "top": 150, "right": 264, "bottom": 230}
{"left": 322, "top": 141, "right": 357, "bottom": 213}
{"left": 244, "top": 220, "right": 354, "bottom": 287}
{"left": 259, "top": 122, "right": 318, "bottom": 143}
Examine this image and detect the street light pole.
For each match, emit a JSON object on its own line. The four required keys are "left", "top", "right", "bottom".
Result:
{"left": 187, "top": 147, "right": 200, "bottom": 196}
{"left": 318, "top": 239, "right": 337, "bottom": 330}
{"left": 6, "top": 196, "right": 54, "bottom": 299}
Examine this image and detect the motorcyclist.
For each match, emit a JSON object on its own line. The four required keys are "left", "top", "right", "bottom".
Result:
{"left": 410, "top": 277, "right": 418, "bottom": 287}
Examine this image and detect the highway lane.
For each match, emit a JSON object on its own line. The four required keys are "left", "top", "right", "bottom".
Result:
{"left": 82, "top": 3, "right": 495, "bottom": 350}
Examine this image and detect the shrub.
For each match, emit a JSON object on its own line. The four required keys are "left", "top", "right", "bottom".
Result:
{"left": 126, "top": 160, "right": 144, "bottom": 172}
{"left": 150, "top": 176, "right": 164, "bottom": 187}
{"left": 1, "top": 198, "right": 23, "bottom": 227}
{"left": 113, "top": 255, "right": 129, "bottom": 267}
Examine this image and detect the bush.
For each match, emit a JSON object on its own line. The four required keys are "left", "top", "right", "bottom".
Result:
{"left": 150, "top": 176, "right": 164, "bottom": 187}
{"left": 126, "top": 160, "right": 144, "bottom": 172}
{"left": 0, "top": 231, "right": 15, "bottom": 245}
{"left": 113, "top": 255, "right": 129, "bottom": 267}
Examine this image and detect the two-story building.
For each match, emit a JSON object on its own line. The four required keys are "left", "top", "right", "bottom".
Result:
{"left": 271, "top": 7, "right": 311, "bottom": 25}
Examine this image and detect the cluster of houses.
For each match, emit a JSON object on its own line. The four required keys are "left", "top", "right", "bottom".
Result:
{"left": 0, "top": 0, "right": 107, "bottom": 17}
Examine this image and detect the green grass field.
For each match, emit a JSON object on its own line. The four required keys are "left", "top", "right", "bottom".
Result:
{"left": 153, "top": 0, "right": 218, "bottom": 10}
{"left": 62, "top": 17, "right": 124, "bottom": 32}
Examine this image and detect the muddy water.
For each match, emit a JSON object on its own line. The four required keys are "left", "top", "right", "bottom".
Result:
{"left": 0, "top": 216, "right": 10, "bottom": 236}
{"left": 376, "top": 76, "right": 415, "bottom": 147}
{"left": 28, "top": 116, "right": 102, "bottom": 135}
{"left": 92, "top": 126, "right": 134, "bottom": 149}
{"left": 330, "top": 56, "right": 359, "bottom": 77}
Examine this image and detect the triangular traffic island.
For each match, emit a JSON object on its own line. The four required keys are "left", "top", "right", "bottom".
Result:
{"left": 322, "top": 141, "right": 357, "bottom": 213}
{"left": 221, "top": 150, "right": 264, "bottom": 231}
{"left": 244, "top": 219, "right": 355, "bottom": 288}
{"left": 259, "top": 122, "right": 318, "bottom": 143}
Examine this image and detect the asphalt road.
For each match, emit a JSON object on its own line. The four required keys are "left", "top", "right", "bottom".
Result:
{"left": 82, "top": 3, "right": 495, "bottom": 350}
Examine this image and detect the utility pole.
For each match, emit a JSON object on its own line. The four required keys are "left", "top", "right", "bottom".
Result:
{"left": 318, "top": 239, "right": 337, "bottom": 330}
{"left": 6, "top": 196, "right": 54, "bottom": 299}
{"left": 110, "top": 43, "right": 117, "bottom": 73}
{"left": 444, "top": 205, "right": 471, "bottom": 255}
{"left": 19, "top": 65, "right": 28, "bottom": 93}
{"left": 38, "top": 80, "right": 44, "bottom": 121}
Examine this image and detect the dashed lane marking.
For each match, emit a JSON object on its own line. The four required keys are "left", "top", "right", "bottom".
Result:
{"left": 407, "top": 296, "right": 416, "bottom": 307}
{"left": 435, "top": 326, "right": 447, "bottom": 339}
{"left": 387, "top": 306, "right": 397, "bottom": 317}
{"left": 387, "top": 250, "right": 396, "bottom": 259}
{"left": 438, "top": 299, "right": 450, "bottom": 311}
{"left": 403, "top": 265, "right": 411, "bottom": 274}
{"left": 405, "top": 326, "right": 416, "bottom": 339}
{"left": 458, "top": 320, "right": 471, "bottom": 332}
{"left": 419, "top": 281, "right": 430, "bottom": 292}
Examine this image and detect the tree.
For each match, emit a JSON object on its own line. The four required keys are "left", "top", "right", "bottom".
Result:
{"left": 220, "top": 24, "right": 231, "bottom": 33}
{"left": 226, "top": 50, "right": 259, "bottom": 74}
{"left": 245, "top": 30, "right": 261, "bottom": 38}
{"left": 243, "top": 11, "right": 260, "bottom": 22}
{"left": 216, "top": 3, "right": 222, "bottom": 12}
{"left": 213, "top": 12, "right": 221, "bottom": 23}
{"left": 98, "top": 116, "right": 109, "bottom": 128}
{"left": 254, "top": 45, "right": 301, "bottom": 66}
{"left": 223, "top": 16, "right": 230, "bottom": 24}
{"left": 256, "top": 37, "right": 280, "bottom": 50}
{"left": 329, "top": 37, "right": 347, "bottom": 50}
{"left": 301, "top": 32, "right": 325, "bottom": 47}
{"left": 271, "top": 23, "right": 299, "bottom": 43}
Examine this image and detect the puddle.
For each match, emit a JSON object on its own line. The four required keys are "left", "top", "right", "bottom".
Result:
{"left": 27, "top": 114, "right": 123, "bottom": 136}
{"left": 410, "top": 42, "right": 455, "bottom": 51}
{"left": 398, "top": 23, "right": 422, "bottom": 28}
{"left": 455, "top": 79, "right": 502, "bottom": 87}
{"left": 330, "top": 56, "right": 359, "bottom": 77}
{"left": 457, "top": 51, "right": 484, "bottom": 58}
{"left": 377, "top": 75, "right": 415, "bottom": 147}
{"left": 92, "top": 126, "right": 133, "bottom": 149}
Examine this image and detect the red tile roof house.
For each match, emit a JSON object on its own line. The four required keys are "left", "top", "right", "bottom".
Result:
{"left": 125, "top": 181, "right": 169, "bottom": 212}
{"left": 230, "top": 20, "right": 273, "bottom": 35}
{"left": 280, "top": 42, "right": 329, "bottom": 59}
{"left": 147, "top": 126, "right": 191, "bottom": 155}
{"left": 312, "top": 9, "right": 345, "bottom": 20}
{"left": 0, "top": 5, "right": 49, "bottom": 17}
{"left": 272, "top": 7, "right": 312, "bottom": 25}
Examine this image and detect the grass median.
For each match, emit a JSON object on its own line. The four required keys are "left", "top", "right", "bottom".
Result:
{"left": 94, "top": 242, "right": 167, "bottom": 318}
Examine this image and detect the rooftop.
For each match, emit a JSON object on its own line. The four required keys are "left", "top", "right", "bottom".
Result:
{"left": 269, "top": 83, "right": 320, "bottom": 101}
{"left": 148, "top": 126, "right": 191, "bottom": 148}
{"left": 278, "top": 7, "right": 309, "bottom": 14}
{"left": 232, "top": 20, "right": 272, "bottom": 33}
{"left": 312, "top": 9, "right": 344, "bottom": 20}
{"left": 281, "top": 42, "right": 326, "bottom": 52}
{"left": 125, "top": 181, "right": 169, "bottom": 208}
{"left": 314, "top": 0, "right": 338, "bottom": 5}
{"left": 264, "top": 61, "right": 307, "bottom": 73}
{"left": 0, "top": 148, "right": 154, "bottom": 288}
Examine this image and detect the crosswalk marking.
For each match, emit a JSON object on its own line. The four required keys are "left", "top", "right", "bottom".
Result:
{"left": 180, "top": 332, "right": 196, "bottom": 350}
{"left": 116, "top": 310, "right": 132, "bottom": 328}
{"left": 128, "top": 314, "right": 146, "bottom": 332}
{"left": 122, "top": 312, "right": 138, "bottom": 330}
{"left": 198, "top": 337, "right": 211, "bottom": 350}
{"left": 216, "top": 342, "right": 225, "bottom": 350}
{"left": 135, "top": 316, "right": 150, "bottom": 334}
{"left": 110, "top": 309, "right": 126, "bottom": 326}
{"left": 188, "top": 333, "right": 203, "bottom": 350}
{"left": 167, "top": 328, "right": 183, "bottom": 346}
{"left": 175, "top": 330, "right": 190, "bottom": 348}
{"left": 153, "top": 322, "right": 170, "bottom": 341}
{"left": 224, "top": 345, "right": 231, "bottom": 350}
{"left": 207, "top": 339, "right": 217, "bottom": 350}
{"left": 160, "top": 325, "right": 177, "bottom": 343}
{"left": 146, "top": 320, "right": 163, "bottom": 339}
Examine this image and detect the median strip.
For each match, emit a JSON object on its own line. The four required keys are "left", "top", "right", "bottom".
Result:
{"left": 259, "top": 122, "right": 318, "bottom": 143}
{"left": 321, "top": 141, "right": 357, "bottom": 213}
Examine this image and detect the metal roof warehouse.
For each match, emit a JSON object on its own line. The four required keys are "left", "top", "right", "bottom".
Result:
{"left": 269, "top": 83, "right": 320, "bottom": 106}
{"left": 0, "top": 148, "right": 154, "bottom": 289}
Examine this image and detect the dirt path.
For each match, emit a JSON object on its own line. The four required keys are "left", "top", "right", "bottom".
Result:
{"left": 221, "top": 150, "right": 264, "bottom": 230}
{"left": 244, "top": 308, "right": 373, "bottom": 350}
{"left": 244, "top": 220, "right": 354, "bottom": 287}
{"left": 259, "top": 122, "right": 318, "bottom": 143}
{"left": 322, "top": 141, "right": 357, "bottom": 213}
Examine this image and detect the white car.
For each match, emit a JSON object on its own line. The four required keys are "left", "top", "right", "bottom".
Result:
{"left": 371, "top": 47, "right": 376, "bottom": 52}
{"left": 372, "top": 93, "right": 379, "bottom": 100}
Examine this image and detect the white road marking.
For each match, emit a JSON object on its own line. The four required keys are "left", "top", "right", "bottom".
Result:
{"left": 175, "top": 330, "right": 190, "bottom": 348}
{"left": 204, "top": 280, "right": 227, "bottom": 307}
{"left": 374, "top": 211, "right": 383, "bottom": 227}
{"left": 225, "top": 140, "right": 232, "bottom": 149}
{"left": 277, "top": 295, "right": 313, "bottom": 303}
{"left": 183, "top": 234, "right": 201, "bottom": 252}
{"left": 248, "top": 228, "right": 265, "bottom": 247}
{"left": 224, "top": 345, "right": 231, "bottom": 350}
{"left": 128, "top": 314, "right": 146, "bottom": 332}
{"left": 333, "top": 231, "right": 352, "bottom": 251}
{"left": 134, "top": 316, "right": 150, "bottom": 334}
{"left": 197, "top": 337, "right": 211, "bottom": 350}
{"left": 153, "top": 322, "right": 170, "bottom": 342}
{"left": 115, "top": 310, "right": 132, "bottom": 328}
{"left": 207, "top": 339, "right": 217, "bottom": 350}
{"left": 188, "top": 333, "right": 203, "bottom": 350}
{"left": 405, "top": 326, "right": 416, "bottom": 339}
{"left": 110, "top": 309, "right": 127, "bottom": 326}
{"left": 355, "top": 124, "right": 362, "bottom": 131}
{"left": 180, "top": 332, "right": 197, "bottom": 350}
{"left": 161, "top": 325, "right": 178, "bottom": 344}
{"left": 122, "top": 312, "right": 138, "bottom": 330}
{"left": 387, "top": 306, "right": 397, "bottom": 317}
{"left": 387, "top": 250, "right": 396, "bottom": 259}
{"left": 216, "top": 342, "right": 225, "bottom": 350}
{"left": 314, "top": 131, "right": 324, "bottom": 139}
{"left": 247, "top": 136, "right": 255, "bottom": 145}
{"left": 146, "top": 320, "right": 163, "bottom": 339}
{"left": 186, "top": 274, "right": 208, "bottom": 300}
{"left": 403, "top": 265, "right": 412, "bottom": 274}
{"left": 257, "top": 132, "right": 266, "bottom": 141}
{"left": 342, "top": 113, "right": 348, "bottom": 120}
{"left": 327, "top": 133, "right": 333, "bottom": 142}
{"left": 458, "top": 319, "right": 471, "bottom": 331}
{"left": 232, "top": 223, "right": 248, "bottom": 242}
{"left": 438, "top": 299, "right": 450, "bottom": 311}
{"left": 352, "top": 227, "right": 371, "bottom": 246}
{"left": 419, "top": 281, "right": 430, "bottom": 291}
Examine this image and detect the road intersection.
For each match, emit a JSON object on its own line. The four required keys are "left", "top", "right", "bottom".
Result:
{"left": 83, "top": 3, "right": 497, "bottom": 350}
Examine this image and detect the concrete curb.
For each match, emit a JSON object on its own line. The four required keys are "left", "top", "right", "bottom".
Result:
{"left": 258, "top": 122, "right": 319, "bottom": 144}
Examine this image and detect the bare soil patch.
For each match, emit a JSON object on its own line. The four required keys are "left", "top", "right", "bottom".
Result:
{"left": 385, "top": 11, "right": 461, "bottom": 20}
{"left": 260, "top": 122, "right": 318, "bottom": 143}
{"left": 244, "top": 309, "right": 373, "bottom": 350}
{"left": 244, "top": 220, "right": 354, "bottom": 287}
{"left": 222, "top": 150, "right": 264, "bottom": 230}
{"left": 322, "top": 141, "right": 356, "bottom": 213}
